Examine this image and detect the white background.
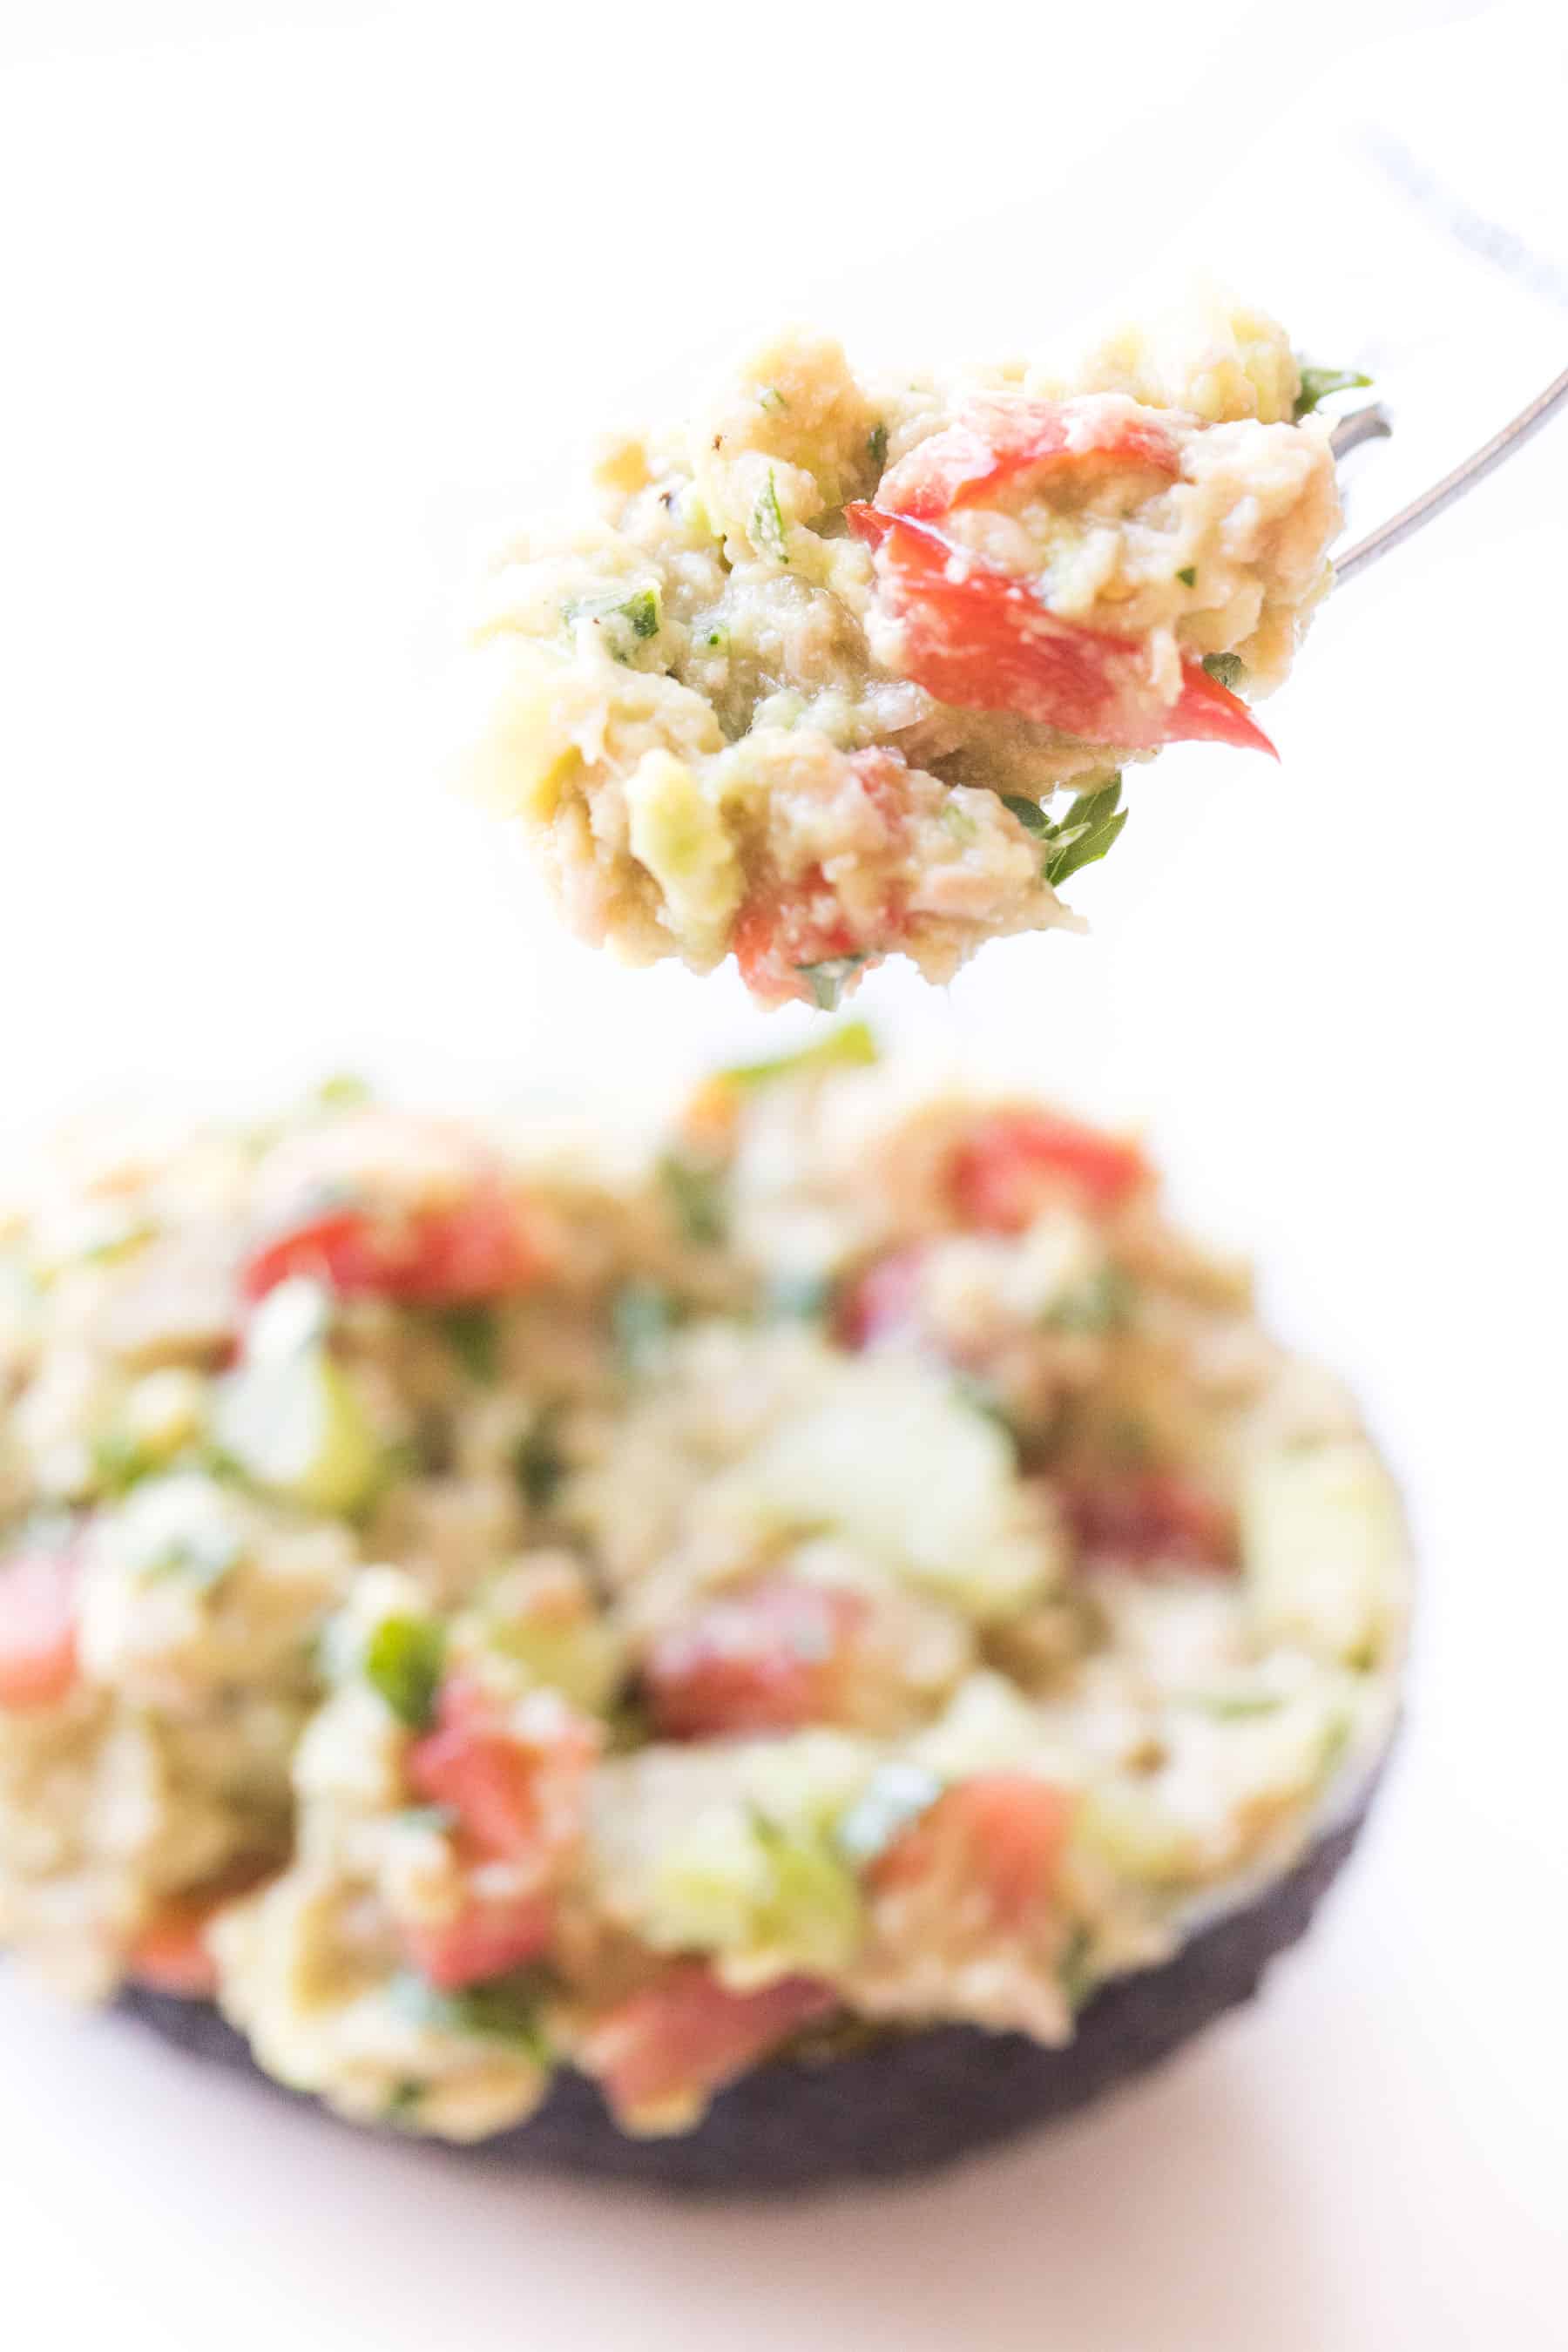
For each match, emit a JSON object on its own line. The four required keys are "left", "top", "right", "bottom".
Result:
{"left": 2, "top": 3, "right": 1565, "bottom": 2344}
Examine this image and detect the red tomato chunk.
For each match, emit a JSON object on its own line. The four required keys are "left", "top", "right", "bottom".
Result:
{"left": 242, "top": 1184, "right": 544, "bottom": 1307}
{"left": 949, "top": 1108, "right": 1148, "bottom": 1232}
{"left": 585, "top": 1962, "right": 837, "bottom": 2121}
{"left": 644, "top": 1578, "right": 868, "bottom": 1740}
{"left": 0, "top": 1545, "right": 80, "bottom": 1712}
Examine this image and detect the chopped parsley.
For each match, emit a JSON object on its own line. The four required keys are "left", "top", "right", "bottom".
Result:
{"left": 752, "top": 468, "right": 790, "bottom": 564}
{"left": 513, "top": 1408, "right": 566, "bottom": 1511}
{"left": 1039, "top": 776, "right": 1128, "bottom": 889}
{"left": 389, "top": 1969, "right": 551, "bottom": 2062}
{"left": 867, "top": 420, "right": 889, "bottom": 471}
{"left": 757, "top": 383, "right": 788, "bottom": 413}
{"left": 564, "top": 584, "right": 661, "bottom": 659}
{"left": 795, "top": 955, "right": 868, "bottom": 1012}
{"left": 1201, "top": 652, "right": 1246, "bottom": 691}
{"left": 703, "top": 622, "right": 730, "bottom": 652}
{"left": 363, "top": 1613, "right": 446, "bottom": 1731}
{"left": 1002, "top": 794, "right": 1050, "bottom": 839}
{"left": 1176, "top": 565, "right": 1197, "bottom": 588}
{"left": 433, "top": 1304, "right": 500, "bottom": 1385}
{"left": 1293, "top": 362, "right": 1373, "bottom": 421}
{"left": 657, "top": 1152, "right": 727, "bottom": 1247}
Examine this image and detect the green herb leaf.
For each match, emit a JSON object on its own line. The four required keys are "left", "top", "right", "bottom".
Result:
{"left": 364, "top": 1613, "right": 446, "bottom": 1731}
{"left": 621, "top": 585, "right": 661, "bottom": 639}
{"left": 1042, "top": 778, "right": 1128, "bottom": 889}
{"left": 1293, "top": 362, "right": 1373, "bottom": 420}
{"left": 389, "top": 1969, "right": 552, "bottom": 2062}
{"left": 1058, "top": 1925, "right": 1096, "bottom": 2011}
{"left": 657, "top": 1153, "right": 727, "bottom": 1248}
{"left": 795, "top": 955, "right": 868, "bottom": 1012}
{"left": 91, "top": 1429, "right": 157, "bottom": 1497}
{"left": 752, "top": 468, "right": 790, "bottom": 564}
{"left": 513, "top": 1408, "right": 565, "bottom": 1511}
{"left": 715, "top": 1019, "right": 877, "bottom": 1093}
{"left": 434, "top": 1304, "right": 500, "bottom": 1385}
{"left": 1201, "top": 652, "right": 1246, "bottom": 691}
{"left": 1002, "top": 794, "right": 1051, "bottom": 838}
{"left": 1176, "top": 565, "right": 1197, "bottom": 588}
{"left": 703, "top": 622, "right": 730, "bottom": 652}
{"left": 867, "top": 421, "right": 889, "bottom": 472}
{"left": 757, "top": 384, "right": 788, "bottom": 413}
{"left": 564, "top": 585, "right": 661, "bottom": 657}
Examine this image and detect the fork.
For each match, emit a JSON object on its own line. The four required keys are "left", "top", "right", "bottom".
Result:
{"left": 1332, "top": 365, "right": 1568, "bottom": 585}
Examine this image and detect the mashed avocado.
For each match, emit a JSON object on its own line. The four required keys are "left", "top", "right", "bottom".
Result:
{"left": 457, "top": 293, "right": 1341, "bottom": 1007}
{"left": 0, "top": 1044, "right": 1405, "bottom": 2138}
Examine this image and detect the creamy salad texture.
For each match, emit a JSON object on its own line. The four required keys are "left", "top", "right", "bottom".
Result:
{"left": 0, "top": 1044, "right": 1407, "bottom": 2139}
{"left": 459, "top": 293, "right": 1342, "bottom": 1008}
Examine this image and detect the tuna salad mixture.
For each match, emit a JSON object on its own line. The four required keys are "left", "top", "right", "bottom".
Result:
{"left": 0, "top": 1040, "right": 1407, "bottom": 2139}
{"left": 459, "top": 293, "right": 1343, "bottom": 1008}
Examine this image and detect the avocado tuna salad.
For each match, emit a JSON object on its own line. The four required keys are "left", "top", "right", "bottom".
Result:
{"left": 457, "top": 291, "right": 1343, "bottom": 1008}
{"left": 0, "top": 1039, "right": 1407, "bottom": 2155}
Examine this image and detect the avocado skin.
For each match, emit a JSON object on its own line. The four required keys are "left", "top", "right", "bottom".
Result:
{"left": 120, "top": 1754, "right": 1386, "bottom": 2194}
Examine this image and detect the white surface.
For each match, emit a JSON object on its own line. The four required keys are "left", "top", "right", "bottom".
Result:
{"left": 3, "top": 3, "right": 1566, "bottom": 2345}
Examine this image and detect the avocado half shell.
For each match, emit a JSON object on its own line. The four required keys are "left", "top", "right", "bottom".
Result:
{"left": 120, "top": 1753, "right": 1386, "bottom": 2194}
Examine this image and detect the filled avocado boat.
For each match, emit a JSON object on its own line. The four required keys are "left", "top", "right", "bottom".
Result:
{"left": 457, "top": 291, "right": 1349, "bottom": 1008}
{"left": 0, "top": 1040, "right": 1408, "bottom": 2185}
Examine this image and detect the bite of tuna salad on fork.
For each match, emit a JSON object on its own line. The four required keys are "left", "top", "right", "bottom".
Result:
{"left": 457, "top": 292, "right": 1347, "bottom": 1009}
{"left": 0, "top": 1036, "right": 1408, "bottom": 2156}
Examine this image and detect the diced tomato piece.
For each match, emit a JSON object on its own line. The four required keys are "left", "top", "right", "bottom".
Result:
{"left": 846, "top": 507, "right": 1275, "bottom": 756}
{"left": 878, "top": 394, "right": 1179, "bottom": 523}
{"left": 730, "top": 756, "right": 910, "bottom": 1007}
{"left": 949, "top": 1108, "right": 1147, "bottom": 1233}
{"left": 126, "top": 1903, "right": 222, "bottom": 1998}
{"left": 0, "top": 1545, "right": 80, "bottom": 1712}
{"left": 834, "top": 1245, "right": 928, "bottom": 1350}
{"left": 402, "top": 1678, "right": 597, "bottom": 1987}
{"left": 241, "top": 1181, "right": 544, "bottom": 1307}
{"left": 870, "top": 1773, "right": 1074, "bottom": 1933}
{"left": 732, "top": 874, "right": 898, "bottom": 1010}
{"left": 585, "top": 1962, "right": 836, "bottom": 2121}
{"left": 644, "top": 1578, "right": 868, "bottom": 1740}
{"left": 407, "top": 1675, "right": 596, "bottom": 1865}
{"left": 126, "top": 1864, "right": 277, "bottom": 1997}
{"left": 1064, "top": 1469, "right": 1238, "bottom": 1571}
{"left": 401, "top": 1892, "right": 557, "bottom": 1991}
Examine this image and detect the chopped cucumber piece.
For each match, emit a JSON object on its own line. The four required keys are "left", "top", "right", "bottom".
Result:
{"left": 216, "top": 1278, "right": 383, "bottom": 1515}
{"left": 1241, "top": 1436, "right": 1406, "bottom": 1666}
{"left": 364, "top": 1612, "right": 445, "bottom": 1730}
{"left": 714, "top": 1019, "right": 877, "bottom": 1093}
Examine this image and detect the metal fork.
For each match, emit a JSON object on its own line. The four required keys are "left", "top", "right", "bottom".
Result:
{"left": 1332, "top": 366, "right": 1568, "bottom": 585}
